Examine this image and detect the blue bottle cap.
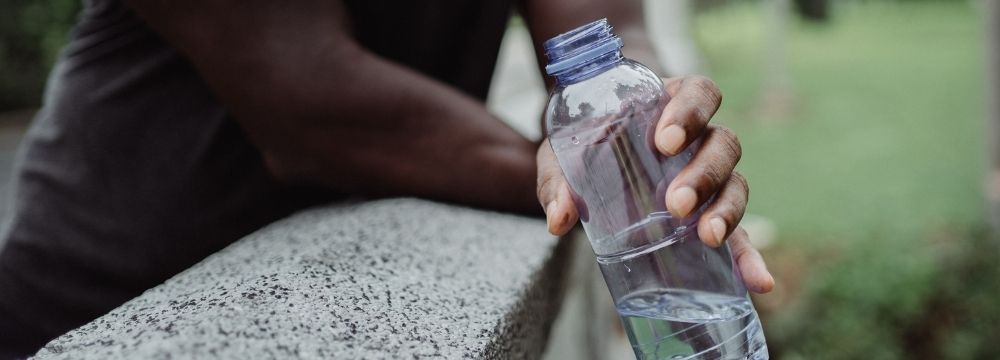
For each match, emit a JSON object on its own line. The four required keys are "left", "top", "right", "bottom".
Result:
{"left": 543, "top": 18, "right": 623, "bottom": 76}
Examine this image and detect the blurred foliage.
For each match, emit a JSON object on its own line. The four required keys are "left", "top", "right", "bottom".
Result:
{"left": 0, "top": 0, "right": 81, "bottom": 110}
{"left": 767, "top": 227, "right": 1000, "bottom": 359}
{"left": 696, "top": 1, "right": 994, "bottom": 358}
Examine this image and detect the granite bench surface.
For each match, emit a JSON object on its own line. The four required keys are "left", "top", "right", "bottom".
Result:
{"left": 33, "top": 198, "right": 568, "bottom": 359}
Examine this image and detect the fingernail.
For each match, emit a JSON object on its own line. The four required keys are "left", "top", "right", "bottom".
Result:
{"left": 659, "top": 125, "right": 686, "bottom": 155}
{"left": 709, "top": 217, "right": 727, "bottom": 246}
{"left": 545, "top": 201, "right": 558, "bottom": 228}
{"left": 668, "top": 186, "right": 697, "bottom": 217}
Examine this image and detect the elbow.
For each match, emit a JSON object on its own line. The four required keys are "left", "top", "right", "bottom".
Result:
{"left": 260, "top": 148, "right": 319, "bottom": 185}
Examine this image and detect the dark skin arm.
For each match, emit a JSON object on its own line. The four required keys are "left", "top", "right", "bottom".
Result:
{"left": 122, "top": 0, "right": 539, "bottom": 214}
{"left": 124, "top": 0, "right": 771, "bottom": 291}
{"left": 521, "top": 0, "right": 774, "bottom": 293}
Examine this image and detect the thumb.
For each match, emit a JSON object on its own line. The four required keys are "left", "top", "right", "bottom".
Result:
{"left": 537, "top": 139, "right": 579, "bottom": 235}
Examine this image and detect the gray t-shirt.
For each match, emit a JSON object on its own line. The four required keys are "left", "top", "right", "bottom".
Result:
{"left": 0, "top": 0, "right": 512, "bottom": 356}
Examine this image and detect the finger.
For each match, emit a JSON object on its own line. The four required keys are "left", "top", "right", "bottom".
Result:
{"left": 536, "top": 139, "right": 579, "bottom": 235}
{"left": 655, "top": 76, "right": 723, "bottom": 156}
{"left": 697, "top": 172, "right": 749, "bottom": 248}
{"left": 665, "top": 125, "right": 741, "bottom": 218}
{"left": 728, "top": 227, "right": 774, "bottom": 294}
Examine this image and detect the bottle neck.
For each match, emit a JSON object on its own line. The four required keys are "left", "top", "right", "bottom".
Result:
{"left": 544, "top": 18, "right": 625, "bottom": 86}
{"left": 552, "top": 50, "right": 623, "bottom": 85}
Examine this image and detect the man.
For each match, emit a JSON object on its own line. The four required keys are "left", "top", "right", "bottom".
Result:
{"left": 0, "top": 0, "right": 773, "bottom": 357}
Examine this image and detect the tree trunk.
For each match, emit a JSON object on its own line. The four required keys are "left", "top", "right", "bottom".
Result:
{"left": 793, "top": 0, "right": 829, "bottom": 22}
{"left": 759, "top": 0, "right": 794, "bottom": 120}
{"left": 986, "top": 0, "right": 1000, "bottom": 230}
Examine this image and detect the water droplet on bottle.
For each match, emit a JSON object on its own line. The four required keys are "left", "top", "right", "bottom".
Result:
{"left": 571, "top": 136, "right": 580, "bottom": 145}
{"left": 624, "top": 264, "right": 631, "bottom": 273}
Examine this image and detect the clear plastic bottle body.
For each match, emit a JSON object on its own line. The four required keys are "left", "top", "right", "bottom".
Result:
{"left": 546, "top": 59, "right": 697, "bottom": 258}
{"left": 544, "top": 20, "right": 768, "bottom": 360}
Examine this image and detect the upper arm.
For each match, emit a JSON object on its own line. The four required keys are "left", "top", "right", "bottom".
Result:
{"left": 122, "top": 0, "right": 363, "bottom": 118}
{"left": 120, "top": 0, "right": 395, "bottom": 154}
{"left": 124, "top": 0, "right": 355, "bottom": 63}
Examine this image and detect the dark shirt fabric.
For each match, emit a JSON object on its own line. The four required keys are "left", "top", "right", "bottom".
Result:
{"left": 0, "top": 0, "right": 512, "bottom": 357}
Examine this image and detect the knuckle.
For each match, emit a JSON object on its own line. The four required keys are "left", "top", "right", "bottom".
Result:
{"left": 722, "top": 173, "right": 749, "bottom": 224}
{"left": 712, "top": 126, "right": 742, "bottom": 162}
{"left": 735, "top": 226, "right": 749, "bottom": 238}
{"left": 729, "top": 227, "right": 752, "bottom": 257}
{"left": 665, "top": 77, "right": 683, "bottom": 95}
{"left": 693, "top": 165, "right": 725, "bottom": 191}
{"left": 689, "top": 75, "right": 723, "bottom": 106}
{"left": 536, "top": 173, "right": 560, "bottom": 201}
{"left": 730, "top": 171, "right": 750, "bottom": 197}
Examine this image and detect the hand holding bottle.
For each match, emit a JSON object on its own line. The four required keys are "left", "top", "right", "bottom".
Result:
{"left": 535, "top": 75, "right": 774, "bottom": 294}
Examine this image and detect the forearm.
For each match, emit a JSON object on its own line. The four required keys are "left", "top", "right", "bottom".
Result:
{"left": 126, "top": 0, "right": 539, "bottom": 213}
{"left": 255, "top": 50, "right": 539, "bottom": 213}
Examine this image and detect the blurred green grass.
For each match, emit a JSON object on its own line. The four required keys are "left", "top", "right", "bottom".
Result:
{"left": 694, "top": 2, "right": 998, "bottom": 358}
{"left": 698, "top": 1, "right": 984, "bottom": 243}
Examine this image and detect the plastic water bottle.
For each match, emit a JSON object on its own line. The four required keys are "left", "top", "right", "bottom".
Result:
{"left": 542, "top": 19, "right": 768, "bottom": 360}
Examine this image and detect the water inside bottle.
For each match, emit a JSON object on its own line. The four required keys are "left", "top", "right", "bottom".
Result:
{"left": 612, "top": 277, "right": 768, "bottom": 359}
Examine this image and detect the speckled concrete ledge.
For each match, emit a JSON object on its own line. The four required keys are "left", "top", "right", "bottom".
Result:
{"left": 33, "top": 198, "right": 569, "bottom": 359}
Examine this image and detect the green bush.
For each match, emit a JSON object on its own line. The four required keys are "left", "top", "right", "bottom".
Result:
{"left": 0, "top": 0, "right": 81, "bottom": 110}
{"left": 767, "top": 227, "right": 1000, "bottom": 359}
